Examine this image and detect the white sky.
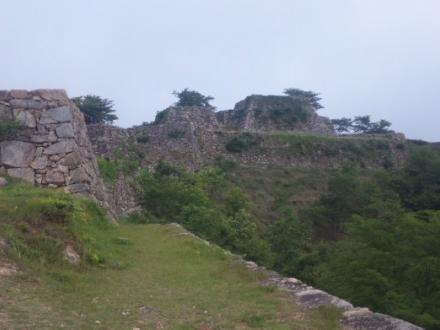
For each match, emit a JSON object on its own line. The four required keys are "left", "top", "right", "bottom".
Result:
{"left": 0, "top": 0, "right": 439, "bottom": 141}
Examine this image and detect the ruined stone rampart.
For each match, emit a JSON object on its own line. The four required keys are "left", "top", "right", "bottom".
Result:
{"left": 0, "top": 89, "right": 107, "bottom": 208}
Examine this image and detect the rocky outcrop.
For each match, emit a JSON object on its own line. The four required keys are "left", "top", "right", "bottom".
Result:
{"left": 243, "top": 258, "right": 422, "bottom": 330}
{"left": 0, "top": 89, "right": 108, "bottom": 210}
{"left": 217, "top": 95, "right": 335, "bottom": 135}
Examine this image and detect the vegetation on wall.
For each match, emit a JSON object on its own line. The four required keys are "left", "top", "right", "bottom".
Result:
{"left": 134, "top": 161, "right": 273, "bottom": 265}
{"left": 226, "top": 133, "right": 261, "bottom": 153}
{"left": 0, "top": 119, "right": 19, "bottom": 140}
{"left": 332, "top": 115, "right": 392, "bottom": 134}
{"left": 167, "top": 129, "right": 186, "bottom": 139}
{"left": 133, "top": 145, "right": 440, "bottom": 329}
{"left": 173, "top": 88, "right": 214, "bottom": 107}
{"left": 283, "top": 88, "right": 323, "bottom": 110}
{"left": 72, "top": 95, "right": 118, "bottom": 124}
{"left": 96, "top": 145, "right": 142, "bottom": 184}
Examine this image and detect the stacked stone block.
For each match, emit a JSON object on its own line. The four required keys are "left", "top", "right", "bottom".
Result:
{"left": 0, "top": 89, "right": 105, "bottom": 201}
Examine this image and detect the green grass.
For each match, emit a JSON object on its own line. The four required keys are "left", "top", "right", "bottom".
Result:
{"left": 224, "top": 165, "right": 331, "bottom": 226}
{"left": 271, "top": 133, "right": 392, "bottom": 159}
{"left": 0, "top": 181, "right": 342, "bottom": 329}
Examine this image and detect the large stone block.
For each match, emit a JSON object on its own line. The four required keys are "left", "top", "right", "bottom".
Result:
{"left": 34, "top": 89, "right": 68, "bottom": 101}
{"left": 0, "top": 141, "right": 36, "bottom": 167}
{"left": 7, "top": 168, "right": 34, "bottom": 183}
{"left": 68, "top": 167, "right": 90, "bottom": 184}
{"left": 0, "top": 104, "right": 13, "bottom": 120}
{"left": 30, "top": 132, "right": 58, "bottom": 143}
{"left": 44, "top": 140, "right": 75, "bottom": 155}
{"left": 0, "top": 91, "right": 9, "bottom": 101}
{"left": 55, "top": 123, "right": 74, "bottom": 138}
{"left": 9, "top": 90, "right": 29, "bottom": 99}
{"left": 39, "top": 106, "right": 73, "bottom": 124}
{"left": 30, "top": 156, "right": 48, "bottom": 170}
{"left": 46, "top": 169, "right": 65, "bottom": 184}
{"left": 13, "top": 109, "right": 36, "bottom": 128}
{"left": 59, "top": 151, "right": 81, "bottom": 168}
{"left": 9, "top": 99, "right": 44, "bottom": 109}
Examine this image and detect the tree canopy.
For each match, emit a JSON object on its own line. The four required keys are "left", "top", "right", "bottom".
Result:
{"left": 72, "top": 95, "right": 118, "bottom": 124}
{"left": 332, "top": 115, "right": 392, "bottom": 134}
{"left": 283, "top": 88, "right": 324, "bottom": 110}
{"left": 173, "top": 88, "right": 214, "bottom": 107}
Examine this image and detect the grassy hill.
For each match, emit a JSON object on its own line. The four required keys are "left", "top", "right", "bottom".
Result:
{"left": 0, "top": 181, "right": 341, "bottom": 329}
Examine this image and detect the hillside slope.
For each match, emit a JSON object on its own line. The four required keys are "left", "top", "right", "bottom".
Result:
{"left": 0, "top": 181, "right": 342, "bottom": 329}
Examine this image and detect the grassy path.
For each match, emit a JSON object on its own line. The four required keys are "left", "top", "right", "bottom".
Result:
{"left": 0, "top": 224, "right": 341, "bottom": 329}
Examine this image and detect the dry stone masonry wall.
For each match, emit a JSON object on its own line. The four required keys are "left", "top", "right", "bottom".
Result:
{"left": 0, "top": 89, "right": 107, "bottom": 207}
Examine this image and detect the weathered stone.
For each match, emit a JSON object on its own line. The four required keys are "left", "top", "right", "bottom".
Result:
{"left": 58, "top": 165, "right": 69, "bottom": 173}
{"left": 34, "top": 89, "right": 68, "bottom": 101}
{"left": 35, "top": 147, "right": 44, "bottom": 157}
{"left": 0, "top": 261, "right": 17, "bottom": 277}
{"left": 30, "top": 156, "right": 48, "bottom": 170}
{"left": 9, "top": 99, "right": 44, "bottom": 109}
{"left": 55, "top": 123, "right": 74, "bottom": 138}
{"left": 49, "top": 155, "right": 62, "bottom": 161}
{"left": 59, "top": 151, "right": 81, "bottom": 168}
{"left": 342, "top": 308, "right": 423, "bottom": 330}
{"left": 39, "top": 106, "right": 72, "bottom": 124}
{"left": 0, "top": 90, "right": 9, "bottom": 101}
{"left": 0, "top": 104, "right": 13, "bottom": 120}
{"left": 0, "top": 141, "right": 36, "bottom": 167}
{"left": 44, "top": 140, "right": 75, "bottom": 155}
{"left": 45, "top": 169, "right": 65, "bottom": 184}
{"left": 65, "top": 183, "right": 89, "bottom": 193}
{"left": 9, "top": 90, "right": 28, "bottom": 99}
{"left": 13, "top": 109, "right": 36, "bottom": 128}
{"left": 7, "top": 168, "right": 34, "bottom": 183}
{"left": 0, "top": 177, "right": 8, "bottom": 187}
{"left": 68, "top": 167, "right": 90, "bottom": 184}
{"left": 64, "top": 245, "right": 80, "bottom": 265}
{"left": 30, "top": 131, "right": 57, "bottom": 143}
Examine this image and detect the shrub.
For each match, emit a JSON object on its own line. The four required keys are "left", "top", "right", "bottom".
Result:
{"left": 168, "top": 130, "right": 186, "bottom": 139}
{"left": 72, "top": 95, "right": 118, "bottom": 124}
{"left": 226, "top": 133, "right": 260, "bottom": 153}
{"left": 97, "top": 157, "right": 119, "bottom": 183}
{"left": 136, "top": 135, "right": 150, "bottom": 144}
{"left": 135, "top": 162, "right": 272, "bottom": 265}
{"left": 0, "top": 120, "right": 19, "bottom": 140}
{"left": 283, "top": 88, "right": 323, "bottom": 109}
{"left": 173, "top": 88, "right": 214, "bottom": 107}
{"left": 154, "top": 108, "right": 171, "bottom": 124}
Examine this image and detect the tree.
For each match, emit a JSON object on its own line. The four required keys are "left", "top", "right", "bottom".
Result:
{"left": 72, "top": 95, "right": 118, "bottom": 124}
{"left": 173, "top": 88, "right": 214, "bottom": 107}
{"left": 283, "top": 88, "right": 324, "bottom": 109}
{"left": 331, "top": 117, "right": 352, "bottom": 134}
{"left": 332, "top": 116, "right": 392, "bottom": 135}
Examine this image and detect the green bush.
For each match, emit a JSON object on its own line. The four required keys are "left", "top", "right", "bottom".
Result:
{"left": 0, "top": 120, "right": 19, "bottom": 140}
{"left": 154, "top": 108, "right": 171, "bottom": 124}
{"left": 168, "top": 129, "right": 186, "bottom": 139}
{"left": 136, "top": 135, "right": 150, "bottom": 143}
{"left": 226, "top": 133, "right": 261, "bottom": 153}
{"left": 97, "top": 157, "right": 119, "bottom": 183}
{"left": 135, "top": 162, "right": 272, "bottom": 265}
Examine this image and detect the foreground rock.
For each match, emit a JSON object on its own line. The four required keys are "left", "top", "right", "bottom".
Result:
{"left": 0, "top": 177, "right": 7, "bottom": 187}
{"left": 0, "top": 89, "right": 110, "bottom": 213}
{"left": 243, "top": 261, "right": 423, "bottom": 330}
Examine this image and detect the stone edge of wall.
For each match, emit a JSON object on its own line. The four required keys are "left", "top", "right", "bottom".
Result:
{"left": 169, "top": 223, "right": 424, "bottom": 330}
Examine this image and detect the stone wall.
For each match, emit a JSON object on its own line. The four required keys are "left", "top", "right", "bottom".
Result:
{"left": 87, "top": 106, "right": 408, "bottom": 172}
{"left": 217, "top": 95, "right": 335, "bottom": 135}
{"left": 0, "top": 89, "right": 108, "bottom": 209}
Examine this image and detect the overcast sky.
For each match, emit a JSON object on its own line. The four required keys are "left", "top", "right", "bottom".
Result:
{"left": 1, "top": 1, "right": 439, "bottom": 141}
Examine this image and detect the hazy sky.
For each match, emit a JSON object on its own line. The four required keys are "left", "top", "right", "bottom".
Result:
{"left": 1, "top": 1, "right": 439, "bottom": 141}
